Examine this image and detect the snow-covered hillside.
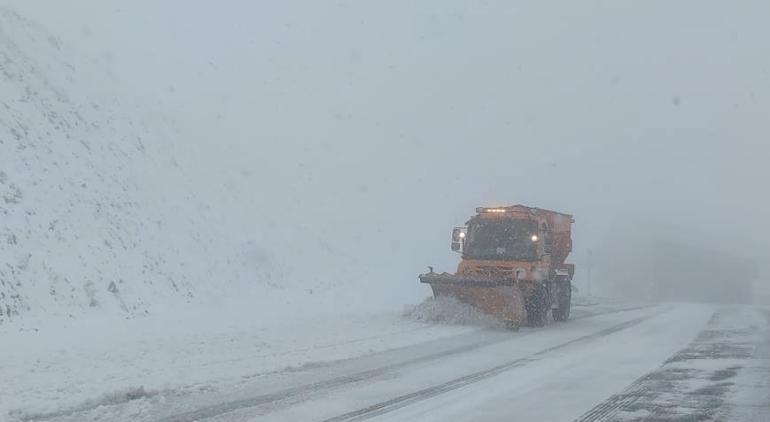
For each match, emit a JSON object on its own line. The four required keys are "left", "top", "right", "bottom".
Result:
{"left": 0, "top": 8, "right": 189, "bottom": 322}
{"left": 0, "top": 5, "right": 429, "bottom": 327}
{"left": 0, "top": 7, "right": 269, "bottom": 324}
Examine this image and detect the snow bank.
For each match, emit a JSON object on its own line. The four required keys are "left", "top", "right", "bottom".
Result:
{"left": 403, "top": 296, "right": 504, "bottom": 328}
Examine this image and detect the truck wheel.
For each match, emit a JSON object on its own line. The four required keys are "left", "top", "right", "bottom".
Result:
{"left": 552, "top": 280, "right": 571, "bottom": 321}
{"left": 526, "top": 282, "right": 549, "bottom": 327}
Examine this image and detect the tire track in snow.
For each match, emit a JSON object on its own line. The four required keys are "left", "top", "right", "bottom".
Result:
{"left": 152, "top": 305, "right": 654, "bottom": 422}
{"left": 20, "top": 304, "right": 654, "bottom": 422}
{"left": 318, "top": 313, "right": 657, "bottom": 422}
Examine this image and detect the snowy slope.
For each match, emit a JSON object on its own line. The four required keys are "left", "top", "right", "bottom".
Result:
{"left": 0, "top": 7, "right": 190, "bottom": 321}
{"left": 0, "top": 6, "right": 403, "bottom": 326}
{"left": 0, "top": 7, "right": 252, "bottom": 323}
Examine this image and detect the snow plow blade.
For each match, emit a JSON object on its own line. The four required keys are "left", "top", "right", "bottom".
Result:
{"left": 419, "top": 272, "right": 525, "bottom": 329}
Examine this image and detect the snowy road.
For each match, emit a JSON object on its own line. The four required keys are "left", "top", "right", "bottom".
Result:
{"left": 14, "top": 303, "right": 770, "bottom": 422}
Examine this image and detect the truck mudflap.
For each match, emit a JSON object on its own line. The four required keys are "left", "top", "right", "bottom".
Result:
{"left": 419, "top": 272, "right": 526, "bottom": 329}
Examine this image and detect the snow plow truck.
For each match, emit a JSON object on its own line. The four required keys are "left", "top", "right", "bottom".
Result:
{"left": 419, "top": 205, "right": 574, "bottom": 329}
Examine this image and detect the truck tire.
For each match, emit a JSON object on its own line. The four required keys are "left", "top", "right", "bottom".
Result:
{"left": 552, "top": 279, "right": 571, "bottom": 321}
{"left": 526, "top": 282, "right": 549, "bottom": 327}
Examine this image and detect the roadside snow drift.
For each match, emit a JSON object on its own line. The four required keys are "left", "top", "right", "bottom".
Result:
{"left": 404, "top": 296, "right": 504, "bottom": 328}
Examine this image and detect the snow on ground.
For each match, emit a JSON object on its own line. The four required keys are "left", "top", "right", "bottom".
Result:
{"left": 230, "top": 303, "right": 703, "bottom": 422}
{"left": 403, "top": 296, "right": 505, "bottom": 328}
{"left": 577, "top": 305, "right": 770, "bottom": 421}
{"left": 0, "top": 6, "right": 216, "bottom": 321}
{"left": 1, "top": 290, "right": 474, "bottom": 420}
{"left": 2, "top": 287, "right": 615, "bottom": 421}
{"left": 0, "top": 295, "right": 639, "bottom": 422}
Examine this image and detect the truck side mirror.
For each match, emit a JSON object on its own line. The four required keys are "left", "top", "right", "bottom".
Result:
{"left": 451, "top": 227, "right": 467, "bottom": 253}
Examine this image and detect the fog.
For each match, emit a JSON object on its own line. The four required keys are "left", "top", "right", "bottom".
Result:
{"left": 8, "top": 0, "right": 768, "bottom": 303}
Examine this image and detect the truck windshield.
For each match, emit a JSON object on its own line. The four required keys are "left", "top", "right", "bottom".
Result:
{"left": 464, "top": 218, "right": 538, "bottom": 261}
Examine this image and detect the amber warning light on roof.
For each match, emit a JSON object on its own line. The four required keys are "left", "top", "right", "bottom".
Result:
{"left": 476, "top": 207, "right": 507, "bottom": 213}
